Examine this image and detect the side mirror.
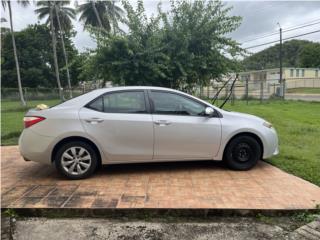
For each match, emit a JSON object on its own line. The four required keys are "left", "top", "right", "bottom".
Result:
{"left": 205, "top": 107, "right": 214, "bottom": 116}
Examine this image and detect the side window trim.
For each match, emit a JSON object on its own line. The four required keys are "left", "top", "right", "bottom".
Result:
{"left": 148, "top": 89, "right": 218, "bottom": 117}
{"left": 85, "top": 90, "right": 151, "bottom": 114}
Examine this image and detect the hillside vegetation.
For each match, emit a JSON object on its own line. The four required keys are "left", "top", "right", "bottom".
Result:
{"left": 242, "top": 40, "right": 320, "bottom": 70}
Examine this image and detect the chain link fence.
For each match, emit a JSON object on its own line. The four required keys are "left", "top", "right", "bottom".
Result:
{"left": 1, "top": 86, "right": 96, "bottom": 101}
{"left": 198, "top": 78, "right": 320, "bottom": 103}
{"left": 1, "top": 78, "right": 320, "bottom": 103}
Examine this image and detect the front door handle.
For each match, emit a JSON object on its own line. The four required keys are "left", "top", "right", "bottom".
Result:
{"left": 154, "top": 120, "right": 172, "bottom": 126}
{"left": 85, "top": 118, "right": 104, "bottom": 124}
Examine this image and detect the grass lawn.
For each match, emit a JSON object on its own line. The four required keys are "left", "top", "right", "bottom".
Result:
{"left": 221, "top": 100, "right": 320, "bottom": 186}
{"left": 287, "top": 87, "right": 320, "bottom": 94}
{"left": 1, "top": 99, "right": 60, "bottom": 145}
{"left": 1, "top": 99, "right": 320, "bottom": 186}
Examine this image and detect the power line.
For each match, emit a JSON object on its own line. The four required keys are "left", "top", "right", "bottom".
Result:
{"left": 241, "top": 18, "right": 320, "bottom": 44}
{"left": 284, "top": 29, "right": 320, "bottom": 41}
{"left": 242, "top": 21, "right": 320, "bottom": 44}
{"left": 244, "top": 29, "right": 320, "bottom": 50}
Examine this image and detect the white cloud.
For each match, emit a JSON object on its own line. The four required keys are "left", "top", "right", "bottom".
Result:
{"left": 1, "top": 0, "right": 319, "bottom": 53}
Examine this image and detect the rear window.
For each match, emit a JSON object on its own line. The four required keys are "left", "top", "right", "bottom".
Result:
{"left": 86, "top": 91, "right": 147, "bottom": 113}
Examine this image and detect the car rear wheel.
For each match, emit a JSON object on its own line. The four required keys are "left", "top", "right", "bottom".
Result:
{"left": 224, "top": 135, "right": 261, "bottom": 170}
{"left": 55, "top": 141, "right": 97, "bottom": 180}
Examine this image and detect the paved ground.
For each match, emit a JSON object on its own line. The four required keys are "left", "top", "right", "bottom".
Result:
{"left": 6, "top": 217, "right": 304, "bottom": 240}
{"left": 285, "top": 93, "right": 320, "bottom": 102}
{"left": 289, "top": 218, "right": 320, "bottom": 240}
{"left": 1, "top": 146, "right": 320, "bottom": 209}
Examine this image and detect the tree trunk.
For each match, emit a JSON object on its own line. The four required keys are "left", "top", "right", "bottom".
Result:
{"left": 55, "top": 5, "right": 72, "bottom": 99}
{"left": 92, "top": 1, "right": 103, "bottom": 28}
{"left": 8, "top": 1, "right": 26, "bottom": 106}
{"left": 112, "top": 0, "right": 116, "bottom": 35}
{"left": 50, "top": 5, "right": 64, "bottom": 101}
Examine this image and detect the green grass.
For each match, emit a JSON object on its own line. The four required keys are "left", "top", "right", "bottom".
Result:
{"left": 287, "top": 88, "right": 320, "bottom": 94}
{"left": 1, "top": 99, "right": 60, "bottom": 145}
{"left": 221, "top": 100, "right": 320, "bottom": 186}
{"left": 1, "top": 99, "right": 320, "bottom": 186}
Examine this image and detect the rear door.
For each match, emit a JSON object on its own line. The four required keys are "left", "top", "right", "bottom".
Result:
{"left": 79, "top": 90, "right": 154, "bottom": 163}
{"left": 149, "top": 90, "right": 221, "bottom": 160}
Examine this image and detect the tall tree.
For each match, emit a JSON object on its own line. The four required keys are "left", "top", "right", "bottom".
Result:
{"left": 2, "top": 0, "right": 29, "bottom": 106}
{"left": 35, "top": 1, "right": 65, "bottom": 101}
{"left": 35, "top": 1, "right": 75, "bottom": 99}
{"left": 77, "top": 0, "right": 124, "bottom": 32}
{"left": 94, "top": 0, "right": 243, "bottom": 89}
{"left": 2, "top": 24, "right": 80, "bottom": 88}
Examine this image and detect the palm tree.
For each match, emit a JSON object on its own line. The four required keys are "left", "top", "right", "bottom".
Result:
{"left": 35, "top": 1, "right": 75, "bottom": 99}
{"left": 2, "top": 0, "right": 29, "bottom": 106}
{"left": 77, "top": 0, "right": 123, "bottom": 32}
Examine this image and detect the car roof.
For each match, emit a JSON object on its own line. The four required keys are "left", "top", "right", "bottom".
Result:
{"left": 53, "top": 86, "right": 220, "bottom": 111}
{"left": 92, "top": 86, "right": 179, "bottom": 93}
{"left": 53, "top": 86, "right": 181, "bottom": 109}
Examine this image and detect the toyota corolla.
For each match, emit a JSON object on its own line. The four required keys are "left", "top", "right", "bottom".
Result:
{"left": 19, "top": 87, "right": 279, "bottom": 179}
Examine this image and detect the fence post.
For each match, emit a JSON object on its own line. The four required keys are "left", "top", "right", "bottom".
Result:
{"left": 24, "top": 88, "right": 27, "bottom": 101}
{"left": 245, "top": 78, "right": 249, "bottom": 105}
{"left": 231, "top": 86, "right": 235, "bottom": 106}
{"left": 260, "top": 80, "right": 263, "bottom": 103}
{"left": 283, "top": 79, "right": 286, "bottom": 100}
{"left": 225, "top": 85, "right": 228, "bottom": 100}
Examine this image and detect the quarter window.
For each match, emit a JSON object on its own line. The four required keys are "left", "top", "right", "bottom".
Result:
{"left": 87, "top": 91, "right": 147, "bottom": 113}
{"left": 150, "top": 91, "right": 206, "bottom": 116}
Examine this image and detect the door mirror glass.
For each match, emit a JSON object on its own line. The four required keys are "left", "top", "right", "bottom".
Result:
{"left": 205, "top": 107, "right": 214, "bottom": 116}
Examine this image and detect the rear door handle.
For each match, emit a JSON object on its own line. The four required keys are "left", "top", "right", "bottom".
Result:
{"left": 154, "top": 120, "right": 172, "bottom": 126}
{"left": 85, "top": 118, "right": 104, "bottom": 124}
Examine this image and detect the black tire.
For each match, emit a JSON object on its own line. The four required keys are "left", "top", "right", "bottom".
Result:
{"left": 54, "top": 141, "right": 98, "bottom": 180}
{"left": 224, "top": 135, "right": 261, "bottom": 170}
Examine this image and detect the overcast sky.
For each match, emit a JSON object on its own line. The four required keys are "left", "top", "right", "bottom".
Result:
{"left": 1, "top": 0, "right": 320, "bottom": 53}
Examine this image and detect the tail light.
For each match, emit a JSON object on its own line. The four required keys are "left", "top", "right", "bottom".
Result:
{"left": 23, "top": 116, "right": 46, "bottom": 128}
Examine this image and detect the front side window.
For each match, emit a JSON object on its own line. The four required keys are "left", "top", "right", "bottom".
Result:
{"left": 150, "top": 91, "right": 206, "bottom": 116}
{"left": 87, "top": 91, "right": 147, "bottom": 113}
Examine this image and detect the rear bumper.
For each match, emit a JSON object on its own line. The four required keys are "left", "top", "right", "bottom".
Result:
{"left": 19, "top": 129, "right": 54, "bottom": 165}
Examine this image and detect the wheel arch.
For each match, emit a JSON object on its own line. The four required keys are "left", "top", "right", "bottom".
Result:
{"left": 51, "top": 136, "right": 102, "bottom": 166}
{"left": 223, "top": 132, "right": 264, "bottom": 160}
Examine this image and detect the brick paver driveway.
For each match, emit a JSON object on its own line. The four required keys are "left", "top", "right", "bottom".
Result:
{"left": 1, "top": 146, "right": 320, "bottom": 209}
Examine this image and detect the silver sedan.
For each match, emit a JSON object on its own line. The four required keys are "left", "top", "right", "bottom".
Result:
{"left": 19, "top": 87, "right": 279, "bottom": 179}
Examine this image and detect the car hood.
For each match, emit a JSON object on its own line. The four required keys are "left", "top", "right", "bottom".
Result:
{"left": 222, "top": 110, "right": 265, "bottom": 123}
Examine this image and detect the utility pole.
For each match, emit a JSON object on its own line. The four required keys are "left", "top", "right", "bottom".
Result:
{"left": 278, "top": 23, "right": 283, "bottom": 98}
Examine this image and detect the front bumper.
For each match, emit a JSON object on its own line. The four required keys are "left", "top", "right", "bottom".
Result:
{"left": 262, "top": 127, "right": 279, "bottom": 159}
{"left": 19, "top": 129, "right": 54, "bottom": 165}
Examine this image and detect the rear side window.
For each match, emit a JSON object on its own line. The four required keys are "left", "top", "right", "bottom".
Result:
{"left": 87, "top": 91, "right": 147, "bottom": 114}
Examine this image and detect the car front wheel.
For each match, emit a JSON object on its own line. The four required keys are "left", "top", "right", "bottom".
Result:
{"left": 55, "top": 141, "right": 98, "bottom": 180}
{"left": 224, "top": 135, "right": 261, "bottom": 170}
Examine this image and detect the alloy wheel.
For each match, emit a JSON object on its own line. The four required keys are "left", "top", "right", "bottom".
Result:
{"left": 61, "top": 146, "right": 92, "bottom": 175}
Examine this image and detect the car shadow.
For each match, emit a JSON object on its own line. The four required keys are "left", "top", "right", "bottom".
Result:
{"left": 97, "top": 160, "right": 226, "bottom": 175}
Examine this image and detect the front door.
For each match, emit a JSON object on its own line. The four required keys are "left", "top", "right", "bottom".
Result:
{"left": 149, "top": 90, "right": 221, "bottom": 160}
{"left": 79, "top": 90, "right": 153, "bottom": 163}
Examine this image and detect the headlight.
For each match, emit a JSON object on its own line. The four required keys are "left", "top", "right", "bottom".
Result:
{"left": 263, "top": 121, "right": 273, "bottom": 128}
